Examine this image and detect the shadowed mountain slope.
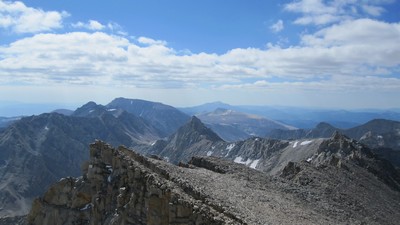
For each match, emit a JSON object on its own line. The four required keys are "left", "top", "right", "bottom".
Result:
{"left": 0, "top": 110, "right": 162, "bottom": 218}
{"left": 107, "top": 97, "right": 191, "bottom": 137}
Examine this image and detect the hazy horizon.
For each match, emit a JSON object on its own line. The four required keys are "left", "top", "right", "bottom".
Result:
{"left": 0, "top": 0, "right": 399, "bottom": 110}
{"left": 1, "top": 97, "right": 400, "bottom": 118}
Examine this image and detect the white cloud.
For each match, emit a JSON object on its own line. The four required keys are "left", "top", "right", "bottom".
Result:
{"left": 0, "top": 19, "right": 399, "bottom": 107}
{"left": 72, "top": 20, "right": 105, "bottom": 30}
{"left": 137, "top": 37, "right": 167, "bottom": 46}
{"left": 284, "top": 0, "right": 392, "bottom": 26}
{"left": 88, "top": 20, "right": 104, "bottom": 30}
{"left": 0, "top": 0, "right": 68, "bottom": 33}
{"left": 270, "top": 20, "right": 284, "bottom": 33}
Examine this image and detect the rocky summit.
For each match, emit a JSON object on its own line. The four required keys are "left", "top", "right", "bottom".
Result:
{"left": 28, "top": 139, "right": 400, "bottom": 225}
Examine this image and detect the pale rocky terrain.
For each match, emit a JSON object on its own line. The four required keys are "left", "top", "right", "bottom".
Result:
{"left": 27, "top": 136, "right": 400, "bottom": 225}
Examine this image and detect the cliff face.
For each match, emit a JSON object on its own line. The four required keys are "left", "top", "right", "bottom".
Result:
{"left": 28, "top": 140, "right": 400, "bottom": 225}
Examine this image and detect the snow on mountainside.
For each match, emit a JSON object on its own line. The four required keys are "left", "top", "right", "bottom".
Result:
{"left": 28, "top": 141, "right": 400, "bottom": 225}
{"left": 267, "top": 119, "right": 400, "bottom": 167}
{"left": 1, "top": 98, "right": 400, "bottom": 224}
{"left": 142, "top": 116, "right": 400, "bottom": 190}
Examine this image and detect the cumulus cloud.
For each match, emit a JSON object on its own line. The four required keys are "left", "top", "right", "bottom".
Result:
{"left": 0, "top": 0, "right": 68, "bottom": 33}
{"left": 72, "top": 20, "right": 105, "bottom": 30}
{"left": 137, "top": 37, "right": 168, "bottom": 46}
{"left": 284, "top": 0, "right": 391, "bottom": 26}
{"left": 0, "top": 18, "right": 399, "bottom": 93}
{"left": 270, "top": 20, "right": 284, "bottom": 33}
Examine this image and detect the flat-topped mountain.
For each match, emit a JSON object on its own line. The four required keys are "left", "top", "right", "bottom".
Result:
{"left": 107, "top": 97, "right": 191, "bottom": 137}
{"left": 196, "top": 108, "right": 295, "bottom": 141}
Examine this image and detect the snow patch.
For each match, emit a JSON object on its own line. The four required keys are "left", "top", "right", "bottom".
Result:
{"left": 107, "top": 108, "right": 117, "bottom": 112}
{"left": 89, "top": 110, "right": 94, "bottom": 113}
{"left": 249, "top": 159, "right": 260, "bottom": 169}
{"left": 293, "top": 141, "right": 298, "bottom": 148}
{"left": 106, "top": 165, "right": 113, "bottom": 172}
{"left": 234, "top": 156, "right": 244, "bottom": 163}
{"left": 377, "top": 135, "right": 383, "bottom": 139}
{"left": 306, "top": 157, "right": 312, "bottom": 163}
{"left": 206, "top": 151, "right": 213, "bottom": 156}
{"left": 300, "top": 140, "right": 313, "bottom": 145}
{"left": 221, "top": 110, "right": 233, "bottom": 115}
{"left": 80, "top": 203, "right": 93, "bottom": 211}
{"left": 226, "top": 143, "right": 235, "bottom": 151}
{"left": 234, "top": 156, "right": 252, "bottom": 166}
{"left": 225, "top": 143, "right": 235, "bottom": 157}
{"left": 44, "top": 126, "right": 49, "bottom": 131}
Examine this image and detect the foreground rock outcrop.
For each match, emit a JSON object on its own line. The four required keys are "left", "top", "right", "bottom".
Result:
{"left": 28, "top": 139, "right": 400, "bottom": 225}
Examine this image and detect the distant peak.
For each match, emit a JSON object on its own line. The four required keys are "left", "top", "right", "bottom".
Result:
{"left": 315, "top": 122, "right": 335, "bottom": 129}
{"left": 206, "top": 101, "right": 229, "bottom": 105}
{"left": 82, "top": 101, "right": 98, "bottom": 107}
{"left": 365, "top": 118, "right": 398, "bottom": 125}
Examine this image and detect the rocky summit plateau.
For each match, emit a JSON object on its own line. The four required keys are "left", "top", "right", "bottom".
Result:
{"left": 27, "top": 135, "right": 400, "bottom": 225}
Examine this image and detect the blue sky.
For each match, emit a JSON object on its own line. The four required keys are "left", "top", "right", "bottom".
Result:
{"left": 0, "top": 0, "right": 399, "bottom": 110}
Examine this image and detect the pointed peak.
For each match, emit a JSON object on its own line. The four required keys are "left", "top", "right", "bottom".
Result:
{"left": 331, "top": 131, "right": 348, "bottom": 141}
{"left": 188, "top": 116, "right": 207, "bottom": 130}
{"left": 176, "top": 116, "right": 223, "bottom": 142}
{"left": 190, "top": 115, "right": 202, "bottom": 123}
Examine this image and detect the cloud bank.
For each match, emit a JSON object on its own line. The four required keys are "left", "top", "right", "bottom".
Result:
{"left": 1, "top": 18, "right": 399, "bottom": 91}
{"left": 0, "top": 0, "right": 399, "bottom": 108}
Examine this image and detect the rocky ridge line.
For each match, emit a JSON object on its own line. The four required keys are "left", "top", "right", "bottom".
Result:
{"left": 27, "top": 141, "right": 241, "bottom": 225}
{"left": 28, "top": 137, "right": 400, "bottom": 225}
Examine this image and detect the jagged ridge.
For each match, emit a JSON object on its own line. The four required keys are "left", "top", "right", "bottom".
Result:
{"left": 28, "top": 141, "right": 400, "bottom": 225}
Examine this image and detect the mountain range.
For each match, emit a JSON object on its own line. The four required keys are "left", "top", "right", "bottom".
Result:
{"left": 267, "top": 119, "right": 400, "bottom": 167}
{"left": 0, "top": 97, "right": 399, "bottom": 223}
{"left": 27, "top": 133, "right": 400, "bottom": 224}
{"left": 0, "top": 98, "right": 189, "bottom": 218}
{"left": 181, "top": 101, "right": 400, "bottom": 129}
